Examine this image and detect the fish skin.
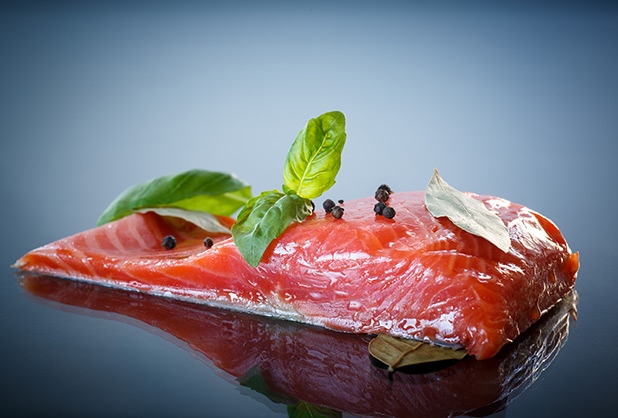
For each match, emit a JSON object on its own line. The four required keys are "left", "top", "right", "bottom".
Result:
{"left": 15, "top": 191, "right": 578, "bottom": 359}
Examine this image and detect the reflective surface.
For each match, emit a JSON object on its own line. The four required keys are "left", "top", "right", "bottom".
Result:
{"left": 18, "top": 272, "right": 578, "bottom": 418}
{"left": 2, "top": 2, "right": 618, "bottom": 417}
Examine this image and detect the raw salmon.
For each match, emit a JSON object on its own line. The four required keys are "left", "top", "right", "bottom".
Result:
{"left": 20, "top": 272, "right": 578, "bottom": 418}
{"left": 15, "top": 191, "right": 579, "bottom": 359}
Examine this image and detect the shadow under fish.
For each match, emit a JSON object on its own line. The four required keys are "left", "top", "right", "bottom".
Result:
{"left": 17, "top": 271, "right": 578, "bottom": 418}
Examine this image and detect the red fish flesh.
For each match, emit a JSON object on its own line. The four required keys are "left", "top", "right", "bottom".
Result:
{"left": 15, "top": 191, "right": 579, "bottom": 359}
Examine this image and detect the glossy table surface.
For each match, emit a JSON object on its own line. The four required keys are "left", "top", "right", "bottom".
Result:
{"left": 1, "top": 2, "right": 617, "bottom": 417}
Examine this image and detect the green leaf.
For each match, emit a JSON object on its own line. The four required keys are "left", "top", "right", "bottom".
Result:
{"left": 238, "top": 366, "right": 341, "bottom": 418}
{"left": 232, "top": 111, "right": 346, "bottom": 267}
{"left": 238, "top": 366, "right": 295, "bottom": 405}
{"left": 368, "top": 333, "right": 467, "bottom": 372}
{"left": 425, "top": 169, "right": 511, "bottom": 253}
{"left": 281, "top": 183, "right": 293, "bottom": 195}
{"left": 232, "top": 190, "right": 312, "bottom": 267}
{"left": 134, "top": 207, "right": 230, "bottom": 234}
{"left": 283, "top": 111, "right": 346, "bottom": 199}
{"left": 97, "top": 169, "right": 251, "bottom": 226}
{"left": 288, "top": 401, "right": 342, "bottom": 418}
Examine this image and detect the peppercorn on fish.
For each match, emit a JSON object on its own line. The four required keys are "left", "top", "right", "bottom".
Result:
{"left": 14, "top": 191, "right": 579, "bottom": 359}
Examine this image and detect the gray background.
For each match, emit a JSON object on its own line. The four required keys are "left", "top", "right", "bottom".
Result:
{"left": 1, "top": 1, "right": 617, "bottom": 417}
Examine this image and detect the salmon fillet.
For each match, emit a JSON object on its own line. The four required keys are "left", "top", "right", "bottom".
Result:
{"left": 15, "top": 191, "right": 579, "bottom": 359}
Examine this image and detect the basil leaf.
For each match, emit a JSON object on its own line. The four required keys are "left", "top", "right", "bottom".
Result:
{"left": 283, "top": 111, "right": 346, "bottom": 199}
{"left": 425, "top": 169, "right": 511, "bottom": 253}
{"left": 97, "top": 169, "right": 251, "bottom": 226}
{"left": 368, "top": 333, "right": 467, "bottom": 372}
{"left": 288, "top": 401, "right": 342, "bottom": 418}
{"left": 238, "top": 366, "right": 295, "bottom": 405}
{"left": 134, "top": 207, "right": 231, "bottom": 234}
{"left": 239, "top": 366, "right": 341, "bottom": 418}
{"left": 281, "top": 183, "right": 293, "bottom": 195}
{"left": 233, "top": 111, "right": 345, "bottom": 267}
{"left": 232, "top": 190, "right": 312, "bottom": 267}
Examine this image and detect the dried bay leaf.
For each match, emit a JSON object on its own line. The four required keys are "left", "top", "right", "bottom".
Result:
{"left": 425, "top": 169, "right": 511, "bottom": 253}
{"left": 368, "top": 333, "right": 467, "bottom": 372}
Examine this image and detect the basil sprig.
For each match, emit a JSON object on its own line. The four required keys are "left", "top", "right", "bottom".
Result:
{"left": 233, "top": 190, "right": 313, "bottom": 267}
{"left": 283, "top": 111, "right": 346, "bottom": 199}
{"left": 97, "top": 169, "right": 251, "bottom": 226}
{"left": 239, "top": 366, "right": 342, "bottom": 418}
{"left": 232, "top": 111, "right": 346, "bottom": 267}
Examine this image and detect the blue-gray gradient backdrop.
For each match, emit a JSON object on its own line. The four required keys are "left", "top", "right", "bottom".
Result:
{"left": 1, "top": 1, "right": 617, "bottom": 417}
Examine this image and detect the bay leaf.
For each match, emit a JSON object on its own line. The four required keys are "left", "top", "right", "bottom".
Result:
{"left": 134, "top": 207, "right": 231, "bottom": 234}
{"left": 425, "top": 169, "right": 511, "bottom": 253}
{"left": 368, "top": 333, "right": 467, "bottom": 372}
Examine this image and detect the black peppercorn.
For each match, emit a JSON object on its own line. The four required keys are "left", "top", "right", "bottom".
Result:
{"left": 374, "top": 201, "right": 387, "bottom": 215}
{"left": 338, "top": 199, "right": 344, "bottom": 204}
{"left": 310, "top": 200, "right": 315, "bottom": 212}
{"left": 204, "top": 237, "right": 214, "bottom": 248}
{"left": 378, "top": 184, "right": 392, "bottom": 194}
{"left": 331, "top": 205, "right": 344, "bottom": 219}
{"left": 375, "top": 189, "right": 389, "bottom": 202}
{"left": 323, "top": 199, "right": 336, "bottom": 213}
{"left": 161, "top": 235, "right": 176, "bottom": 250}
{"left": 383, "top": 206, "right": 396, "bottom": 219}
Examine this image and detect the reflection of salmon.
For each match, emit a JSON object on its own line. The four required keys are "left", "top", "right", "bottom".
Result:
{"left": 15, "top": 191, "right": 579, "bottom": 359}
{"left": 19, "top": 273, "right": 578, "bottom": 418}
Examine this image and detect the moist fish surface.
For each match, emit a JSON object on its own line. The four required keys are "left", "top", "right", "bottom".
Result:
{"left": 15, "top": 191, "right": 579, "bottom": 359}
